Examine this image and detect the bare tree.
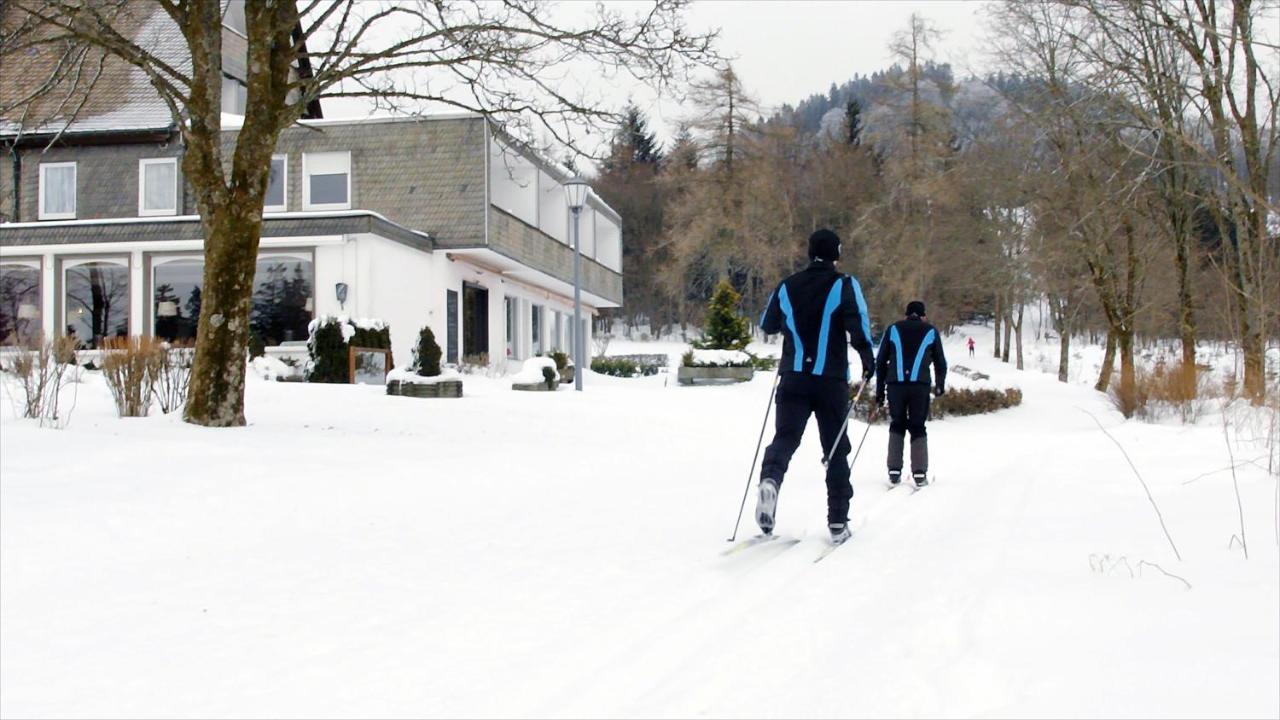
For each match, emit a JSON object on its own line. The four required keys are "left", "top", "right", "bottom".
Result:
{"left": 1, "top": 0, "right": 718, "bottom": 426}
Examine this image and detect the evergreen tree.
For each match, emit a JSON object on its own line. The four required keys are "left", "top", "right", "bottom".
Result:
{"left": 411, "top": 326, "right": 443, "bottom": 377}
{"left": 698, "top": 279, "right": 751, "bottom": 351}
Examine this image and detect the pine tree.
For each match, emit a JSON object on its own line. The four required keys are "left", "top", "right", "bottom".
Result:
{"left": 698, "top": 279, "right": 751, "bottom": 350}
{"left": 411, "top": 326, "right": 443, "bottom": 377}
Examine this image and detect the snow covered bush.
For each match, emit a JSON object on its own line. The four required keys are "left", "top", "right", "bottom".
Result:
{"left": 848, "top": 385, "right": 1023, "bottom": 421}
{"left": 682, "top": 348, "right": 754, "bottom": 368}
{"left": 592, "top": 357, "right": 641, "bottom": 377}
{"left": 411, "top": 326, "right": 442, "bottom": 377}
{"left": 306, "top": 316, "right": 391, "bottom": 383}
{"left": 510, "top": 356, "right": 559, "bottom": 390}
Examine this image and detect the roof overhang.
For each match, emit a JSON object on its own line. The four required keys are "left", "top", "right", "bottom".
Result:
{"left": 444, "top": 248, "right": 620, "bottom": 309}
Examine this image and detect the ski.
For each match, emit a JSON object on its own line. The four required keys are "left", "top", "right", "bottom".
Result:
{"left": 812, "top": 537, "right": 850, "bottom": 563}
{"left": 721, "top": 533, "right": 786, "bottom": 556}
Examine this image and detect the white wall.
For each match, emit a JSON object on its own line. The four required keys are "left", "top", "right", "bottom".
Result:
{"left": 537, "top": 169, "right": 568, "bottom": 243}
{"left": 489, "top": 141, "right": 538, "bottom": 226}
{"left": 595, "top": 211, "right": 621, "bottom": 272}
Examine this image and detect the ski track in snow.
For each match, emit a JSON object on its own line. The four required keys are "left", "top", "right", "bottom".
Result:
{"left": 1, "top": 325, "right": 1277, "bottom": 718}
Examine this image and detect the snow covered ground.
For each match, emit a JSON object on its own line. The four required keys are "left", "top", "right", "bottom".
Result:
{"left": 2, "top": 326, "right": 1277, "bottom": 719}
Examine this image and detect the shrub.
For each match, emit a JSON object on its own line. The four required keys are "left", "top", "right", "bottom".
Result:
{"left": 848, "top": 383, "right": 1023, "bottom": 421}
{"left": 751, "top": 355, "right": 778, "bottom": 371}
{"left": 306, "top": 316, "right": 391, "bottom": 383}
{"left": 694, "top": 279, "right": 751, "bottom": 351}
{"left": 153, "top": 342, "right": 194, "bottom": 414}
{"left": 592, "top": 356, "right": 641, "bottom": 377}
{"left": 1111, "top": 362, "right": 1214, "bottom": 422}
{"left": 411, "top": 326, "right": 443, "bottom": 377}
{"left": 247, "top": 330, "right": 265, "bottom": 360}
{"left": 541, "top": 365, "right": 557, "bottom": 389}
{"left": 1, "top": 335, "right": 79, "bottom": 426}
{"left": 100, "top": 336, "right": 168, "bottom": 417}
{"left": 547, "top": 350, "right": 570, "bottom": 369}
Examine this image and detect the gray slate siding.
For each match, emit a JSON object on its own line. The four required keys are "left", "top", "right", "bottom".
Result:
{"left": 245, "top": 117, "right": 486, "bottom": 245}
{"left": 14, "top": 141, "right": 184, "bottom": 222}
{"left": 488, "top": 206, "right": 622, "bottom": 305}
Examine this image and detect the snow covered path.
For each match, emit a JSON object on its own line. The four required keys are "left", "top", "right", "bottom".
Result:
{"left": 2, "top": 332, "right": 1277, "bottom": 718}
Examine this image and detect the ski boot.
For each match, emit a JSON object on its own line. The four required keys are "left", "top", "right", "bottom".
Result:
{"left": 828, "top": 522, "right": 851, "bottom": 545}
{"left": 755, "top": 478, "right": 779, "bottom": 535}
{"left": 888, "top": 469, "right": 902, "bottom": 486}
{"left": 913, "top": 471, "right": 928, "bottom": 489}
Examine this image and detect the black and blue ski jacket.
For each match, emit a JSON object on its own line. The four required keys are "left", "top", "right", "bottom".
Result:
{"left": 759, "top": 260, "right": 875, "bottom": 380}
{"left": 875, "top": 316, "right": 948, "bottom": 400}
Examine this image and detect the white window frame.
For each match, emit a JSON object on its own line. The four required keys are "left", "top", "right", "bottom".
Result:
{"left": 138, "top": 158, "right": 179, "bottom": 217}
{"left": 302, "top": 151, "right": 351, "bottom": 211}
{"left": 264, "top": 154, "right": 289, "bottom": 213}
{"left": 38, "top": 162, "right": 77, "bottom": 220}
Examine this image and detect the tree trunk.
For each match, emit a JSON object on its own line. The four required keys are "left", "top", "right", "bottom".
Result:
{"left": 1117, "top": 328, "right": 1137, "bottom": 417}
{"left": 1058, "top": 327, "right": 1070, "bottom": 383}
{"left": 1014, "top": 303, "right": 1025, "bottom": 370}
{"left": 1174, "top": 214, "right": 1196, "bottom": 375}
{"left": 993, "top": 294, "right": 1002, "bottom": 358}
{"left": 183, "top": 206, "right": 262, "bottom": 426}
{"left": 1096, "top": 330, "right": 1116, "bottom": 392}
{"left": 1001, "top": 305, "right": 1012, "bottom": 363}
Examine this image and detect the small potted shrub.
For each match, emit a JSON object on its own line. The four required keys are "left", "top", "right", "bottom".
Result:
{"left": 679, "top": 279, "right": 757, "bottom": 386}
{"left": 387, "top": 326, "right": 463, "bottom": 398}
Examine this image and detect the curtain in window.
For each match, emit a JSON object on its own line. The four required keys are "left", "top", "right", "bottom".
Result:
{"left": 44, "top": 166, "right": 75, "bottom": 215}
{"left": 144, "top": 162, "right": 176, "bottom": 212}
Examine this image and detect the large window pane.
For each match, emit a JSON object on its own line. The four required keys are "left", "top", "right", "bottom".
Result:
{"left": 309, "top": 173, "right": 347, "bottom": 205}
{"left": 0, "top": 263, "right": 41, "bottom": 347}
{"left": 153, "top": 258, "right": 203, "bottom": 342}
{"left": 531, "top": 305, "right": 542, "bottom": 355}
{"left": 65, "top": 261, "right": 129, "bottom": 349}
{"left": 250, "top": 255, "right": 313, "bottom": 346}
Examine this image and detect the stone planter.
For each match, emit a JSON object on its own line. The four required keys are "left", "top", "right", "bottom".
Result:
{"left": 558, "top": 365, "right": 575, "bottom": 385}
{"left": 512, "top": 380, "right": 558, "bottom": 392}
{"left": 677, "top": 365, "right": 755, "bottom": 385}
{"left": 386, "top": 379, "right": 463, "bottom": 398}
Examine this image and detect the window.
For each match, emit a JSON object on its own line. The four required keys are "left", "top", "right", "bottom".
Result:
{"left": 38, "top": 162, "right": 76, "bottom": 220}
{"left": 0, "top": 261, "right": 42, "bottom": 347}
{"left": 264, "top": 155, "right": 288, "bottom": 212}
{"left": 138, "top": 158, "right": 178, "bottom": 216}
{"left": 250, "top": 253, "right": 314, "bottom": 345}
{"left": 505, "top": 297, "right": 516, "bottom": 358}
{"left": 303, "top": 151, "right": 351, "bottom": 210}
{"left": 149, "top": 252, "right": 313, "bottom": 345}
{"left": 64, "top": 258, "right": 129, "bottom": 349}
{"left": 552, "top": 311, "right": 562, "bottom": 352}
{"left": 531, "top": 305, "right": 543, "bottom": 355}
{"left": 221, "top": 76, "right": 247, "bottom": 115}
{"left": 152, "top": 257, "right": 203, "bottom": 342}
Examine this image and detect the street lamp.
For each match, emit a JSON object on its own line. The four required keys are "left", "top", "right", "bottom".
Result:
{"left": 564, "top": 175, "right": 590, "bottom": 392}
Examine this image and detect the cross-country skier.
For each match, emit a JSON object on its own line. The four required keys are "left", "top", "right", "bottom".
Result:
{"left": 875, "top": 301, "right": 947, "bottom": 488}
{"left": 756, "top": 229, "right": 876, "bottom": 544}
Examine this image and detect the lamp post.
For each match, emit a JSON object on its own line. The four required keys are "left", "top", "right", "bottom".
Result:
{"left": 564, "top": 176, "right": 590, "bottom": 392}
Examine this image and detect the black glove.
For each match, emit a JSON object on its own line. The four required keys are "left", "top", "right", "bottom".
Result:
{"left": 934, "top": 386, "right": 945, "bottom": 398}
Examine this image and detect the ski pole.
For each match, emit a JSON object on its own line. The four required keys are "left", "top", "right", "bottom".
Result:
{"left": 727, "top": 366, "right": 782, "bottom": 542}
{"left": 823, "top": 378, "right": 871, "bottom": 467}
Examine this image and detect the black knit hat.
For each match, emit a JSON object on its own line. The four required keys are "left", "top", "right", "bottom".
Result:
{"left": 808, "top": 229, "right": 841, "bottom": 262}
{"left": 906, "top": 300, "right": 926, "bottom": 317}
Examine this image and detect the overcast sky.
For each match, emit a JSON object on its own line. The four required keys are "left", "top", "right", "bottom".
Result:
{"left": 321, "top": 1, "right": 997, "bottom": 150}
{"left": 646, "top": 1, "right": 995, "bottom": 128}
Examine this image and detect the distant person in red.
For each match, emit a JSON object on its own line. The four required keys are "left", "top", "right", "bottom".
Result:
{"left": 967, "top": 337, "right": 976, "bottom": 357}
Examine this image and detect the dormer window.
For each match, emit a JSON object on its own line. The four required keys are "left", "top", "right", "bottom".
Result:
{"left": 138, "top": 158, "right": 179, "bottom": 216}
{"left": 303, "top": 152, "right": 351, "bottom": 211}
{"left": 38, "top": 162, "right": 76, "bottom": 220}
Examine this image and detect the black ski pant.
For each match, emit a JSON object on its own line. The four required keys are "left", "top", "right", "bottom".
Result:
{"left": 886, "top": 383, "right": 930, "bottom": 475}
{"left": 760, "top": 373, "right": 852, "bottom": 525}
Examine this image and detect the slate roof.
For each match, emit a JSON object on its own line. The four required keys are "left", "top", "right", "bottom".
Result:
{"left": 0, "top": 3, "right": 188, "bottom": 139}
